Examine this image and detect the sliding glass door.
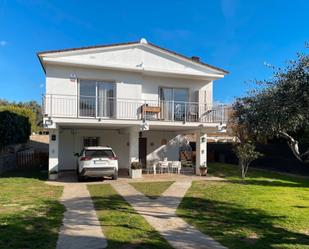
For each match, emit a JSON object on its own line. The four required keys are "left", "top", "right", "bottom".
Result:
{"left": 97, "top": 83, "right": 114, "bottom": 117}
{"left": 79, "top": 80, "right": 96, "bottom": 117}
{"left": 160, "top": 87, "right": 188, "bottom": 121}
{"left": 79, "top": 80, "right": 114, "bottom": 117}
{"left": 160, "top": 88, "right": 174, "bottom": 120}
{"left": 174, "top": 88, "right": 188, "bottom": 121}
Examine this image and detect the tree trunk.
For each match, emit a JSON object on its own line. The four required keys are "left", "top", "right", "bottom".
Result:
{"left": 278, "top": 131, "right": 309, "bottom": 164}
{"left": 240, "top": 161, "right": 246, "bottom": 179}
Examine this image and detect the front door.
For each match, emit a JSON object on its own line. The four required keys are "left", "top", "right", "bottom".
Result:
{"left": 59, "top": 130, "right": 76, "bottom": 170}
{"left": 139, "top": 137, "right": 147, "bottom": 168}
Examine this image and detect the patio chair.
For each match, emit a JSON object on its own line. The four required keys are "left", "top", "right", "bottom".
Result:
{"left": 188, "top": 105, "right": 198, "bottom": 122}
{"left": 146, "top": 160, "right": 158, "bottom": 174}
{"left": 170, "top": 161, "right": 181, "bottom": 174}
{"left": 158, "top": 160, "right": 169, "bottom": 174}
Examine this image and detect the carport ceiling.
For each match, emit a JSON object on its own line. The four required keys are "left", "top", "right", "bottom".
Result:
{"left": 59, "top": 125, "right": 219, "bottom": 133}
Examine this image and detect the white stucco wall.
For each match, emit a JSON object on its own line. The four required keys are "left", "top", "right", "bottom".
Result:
{"left": 45, "top": 64, "right": 213, "bottom": 118}
{"left": 142, "top": 130, "right": 187, "bottom": 161}
{"left": 43, "top": 44, "right": 222, "bottom": 76}
{"left": 46, "top": 64, "right": 143, "bottom": 99}
{"left": 46, "top": 64, "right": 212, "bottom": 100}
{"left": 141, "top": 75, "right": 212, "bottom": 103}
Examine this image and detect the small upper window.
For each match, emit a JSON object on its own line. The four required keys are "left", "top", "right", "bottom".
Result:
{"left": 83, "top": 137, "right": 99, "bottom": 147}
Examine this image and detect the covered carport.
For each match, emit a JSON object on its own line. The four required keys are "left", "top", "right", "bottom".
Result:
{"left": 57, "top": 126, "right": 130, "bottom": 172}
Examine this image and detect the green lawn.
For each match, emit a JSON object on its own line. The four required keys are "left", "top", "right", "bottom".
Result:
{"left": 0, "top": 170, "right": 64, "bottom": 249}
{"left": 88, "top": 184, "right": 173, "bottom": 249}
{"left": 177, "top": 163, "right": 309, "bottom": 249}
{"left": 130, "top": 181, "right": 174, "bottom": 199}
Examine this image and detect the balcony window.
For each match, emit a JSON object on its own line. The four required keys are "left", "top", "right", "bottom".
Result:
{"left": 160, "top": 87, "right": 189, "bottom": 121}
{"left": 79, "top": 80, "right": 114, "bottom": 117}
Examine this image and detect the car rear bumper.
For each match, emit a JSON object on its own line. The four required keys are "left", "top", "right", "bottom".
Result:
{"left": 81, "top": 167, "right": 117, "bottom": 177}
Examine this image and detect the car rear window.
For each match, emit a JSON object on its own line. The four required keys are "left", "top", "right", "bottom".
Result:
{"left": 85, "top": 149, "right": 115, "bottom": 158}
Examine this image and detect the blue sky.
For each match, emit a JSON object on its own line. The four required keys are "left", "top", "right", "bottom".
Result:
{"left": 0, "top": 0, "right": 308, "bottom": 103}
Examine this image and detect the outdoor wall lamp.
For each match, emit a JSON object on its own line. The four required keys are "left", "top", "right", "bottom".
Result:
{"left": 45, "top": 117, "right": 53, "bottom": 126}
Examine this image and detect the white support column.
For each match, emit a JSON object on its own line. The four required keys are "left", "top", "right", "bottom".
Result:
{"left": 195, "top": 130, "right": 207, "bottom": 175}
{"left": 49, "top": 129, "right": 59, "bottom": 176}
{"left": 129, "top": 126, "right": 139, "bottom": 164}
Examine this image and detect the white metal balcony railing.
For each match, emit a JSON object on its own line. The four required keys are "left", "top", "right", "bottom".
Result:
{"left": 43, "top": 94, "right": 231, "bottom": 123}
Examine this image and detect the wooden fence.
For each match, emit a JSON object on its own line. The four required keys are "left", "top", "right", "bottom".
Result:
{"left": 0, "top": 153, "right": 16, "bottom": 174}
{"left": 16, "top": 150, "right": 48, "bottom": 169}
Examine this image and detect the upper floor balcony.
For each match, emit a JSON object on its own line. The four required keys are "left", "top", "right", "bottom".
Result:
{"left": 43, "top": 94, "right": 231, "bottom": 124}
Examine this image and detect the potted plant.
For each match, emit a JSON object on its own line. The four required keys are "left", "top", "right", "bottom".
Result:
{"left": 130, "top": 161, "right": 142, "bottom": 179}
{"left": 199, "top": 163, "right": 208, "bottom": 176}
{"left": 49, "top": 170, "right": 58, "bottom": 180}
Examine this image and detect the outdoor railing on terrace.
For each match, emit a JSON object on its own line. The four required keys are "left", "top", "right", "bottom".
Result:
{"left": 43, "top": 94, "right": 231, "bottom": 123}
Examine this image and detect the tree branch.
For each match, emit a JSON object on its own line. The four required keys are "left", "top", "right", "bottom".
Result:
{"left": 278, "top": 131, "right": 308, "bottom": 163}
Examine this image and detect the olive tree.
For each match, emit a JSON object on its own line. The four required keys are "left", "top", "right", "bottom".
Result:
{"left": 229, "top": 99, "right": 262, "bottom": 178}
{"left": 236, "top": 52, "right": 309, "bottom": 164}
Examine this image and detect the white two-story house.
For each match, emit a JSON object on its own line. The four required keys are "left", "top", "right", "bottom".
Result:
{"left": 38, "top": 38, "right": 229, "bottom": 178}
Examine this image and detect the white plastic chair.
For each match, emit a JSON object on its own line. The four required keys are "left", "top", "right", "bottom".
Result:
{"left": 159, "top": 160, "right": 169, "bottom": 174}
{"left": 170, "top": 161, "right": 181, "bottom": 174}
{"left": 146, "top": 160, "right": 157, "bottom": 175}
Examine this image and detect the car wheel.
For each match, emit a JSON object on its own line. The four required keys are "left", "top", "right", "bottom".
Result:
{"left": 112, "top": 174, "right": 118, "bottom": 180}
{"left": 77, "top": 172, "right": 84, "bottom": 182}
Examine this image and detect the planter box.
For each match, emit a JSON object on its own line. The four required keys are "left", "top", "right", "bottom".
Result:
{"left": 130, "top": 169, "right": 142, "bottom": 179}
{"left": 199, "top": 168, "right": 208, "bottom": 176}
{"left": 49, "top": 173, "right": 58, "bottom": 181}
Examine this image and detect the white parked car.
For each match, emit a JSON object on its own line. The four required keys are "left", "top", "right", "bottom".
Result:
{"left": 75, "top": 146, "right": 118, "bottom": 181}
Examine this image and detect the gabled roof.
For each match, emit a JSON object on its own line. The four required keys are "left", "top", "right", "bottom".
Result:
{"left": 37, "top": 39, "right": 228, "bottom": 75}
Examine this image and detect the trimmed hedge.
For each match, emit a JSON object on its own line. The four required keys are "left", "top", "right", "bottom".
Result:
{"left": 0, "top": 105, "right": 36, "bottom": 133}
{"left": 0, "top": 110, "right": 31, "bottom": 149}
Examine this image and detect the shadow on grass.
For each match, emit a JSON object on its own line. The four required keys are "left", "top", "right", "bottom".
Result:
{"left": 0, "top": 168, "right": 48, "bottom": 181}
{"left": 0, "top": 199, "right": 64, "bottom": 249}
{"left": 178, "top": 196, "right": 309, "bottom": 249}
{"left": 227, "top": 179, "right": 309, "bottom": 188}
{"left": 208, "top": 163, "right": 309, "bottom": 188}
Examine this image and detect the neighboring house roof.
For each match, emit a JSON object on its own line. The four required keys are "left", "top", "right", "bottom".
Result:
{"left": 37, "top": 39, "right": 228, "bottom": 75}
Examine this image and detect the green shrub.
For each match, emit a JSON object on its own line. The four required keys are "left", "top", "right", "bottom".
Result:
{"left": 0, "top": 105, "right": 36, "bottom": 133}
{"left": 131, "top": 161, "right": 142, "bottom": 169}
{"left": 0, "top": 110, "right": 31, "bottom": 149}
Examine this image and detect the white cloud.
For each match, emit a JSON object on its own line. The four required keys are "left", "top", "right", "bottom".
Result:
{"left": 263, "top": 61, "right": 273, "bottom": 68}
{"left": 0, "top": 40, "right": 7, "bottom": 46}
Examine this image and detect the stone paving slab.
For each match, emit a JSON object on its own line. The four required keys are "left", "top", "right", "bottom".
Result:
{"left": 112, "top": 181, "right": 227, "bottom": 249}
{"left": 56, "top": 184, "right": 107, "bottom": 249}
